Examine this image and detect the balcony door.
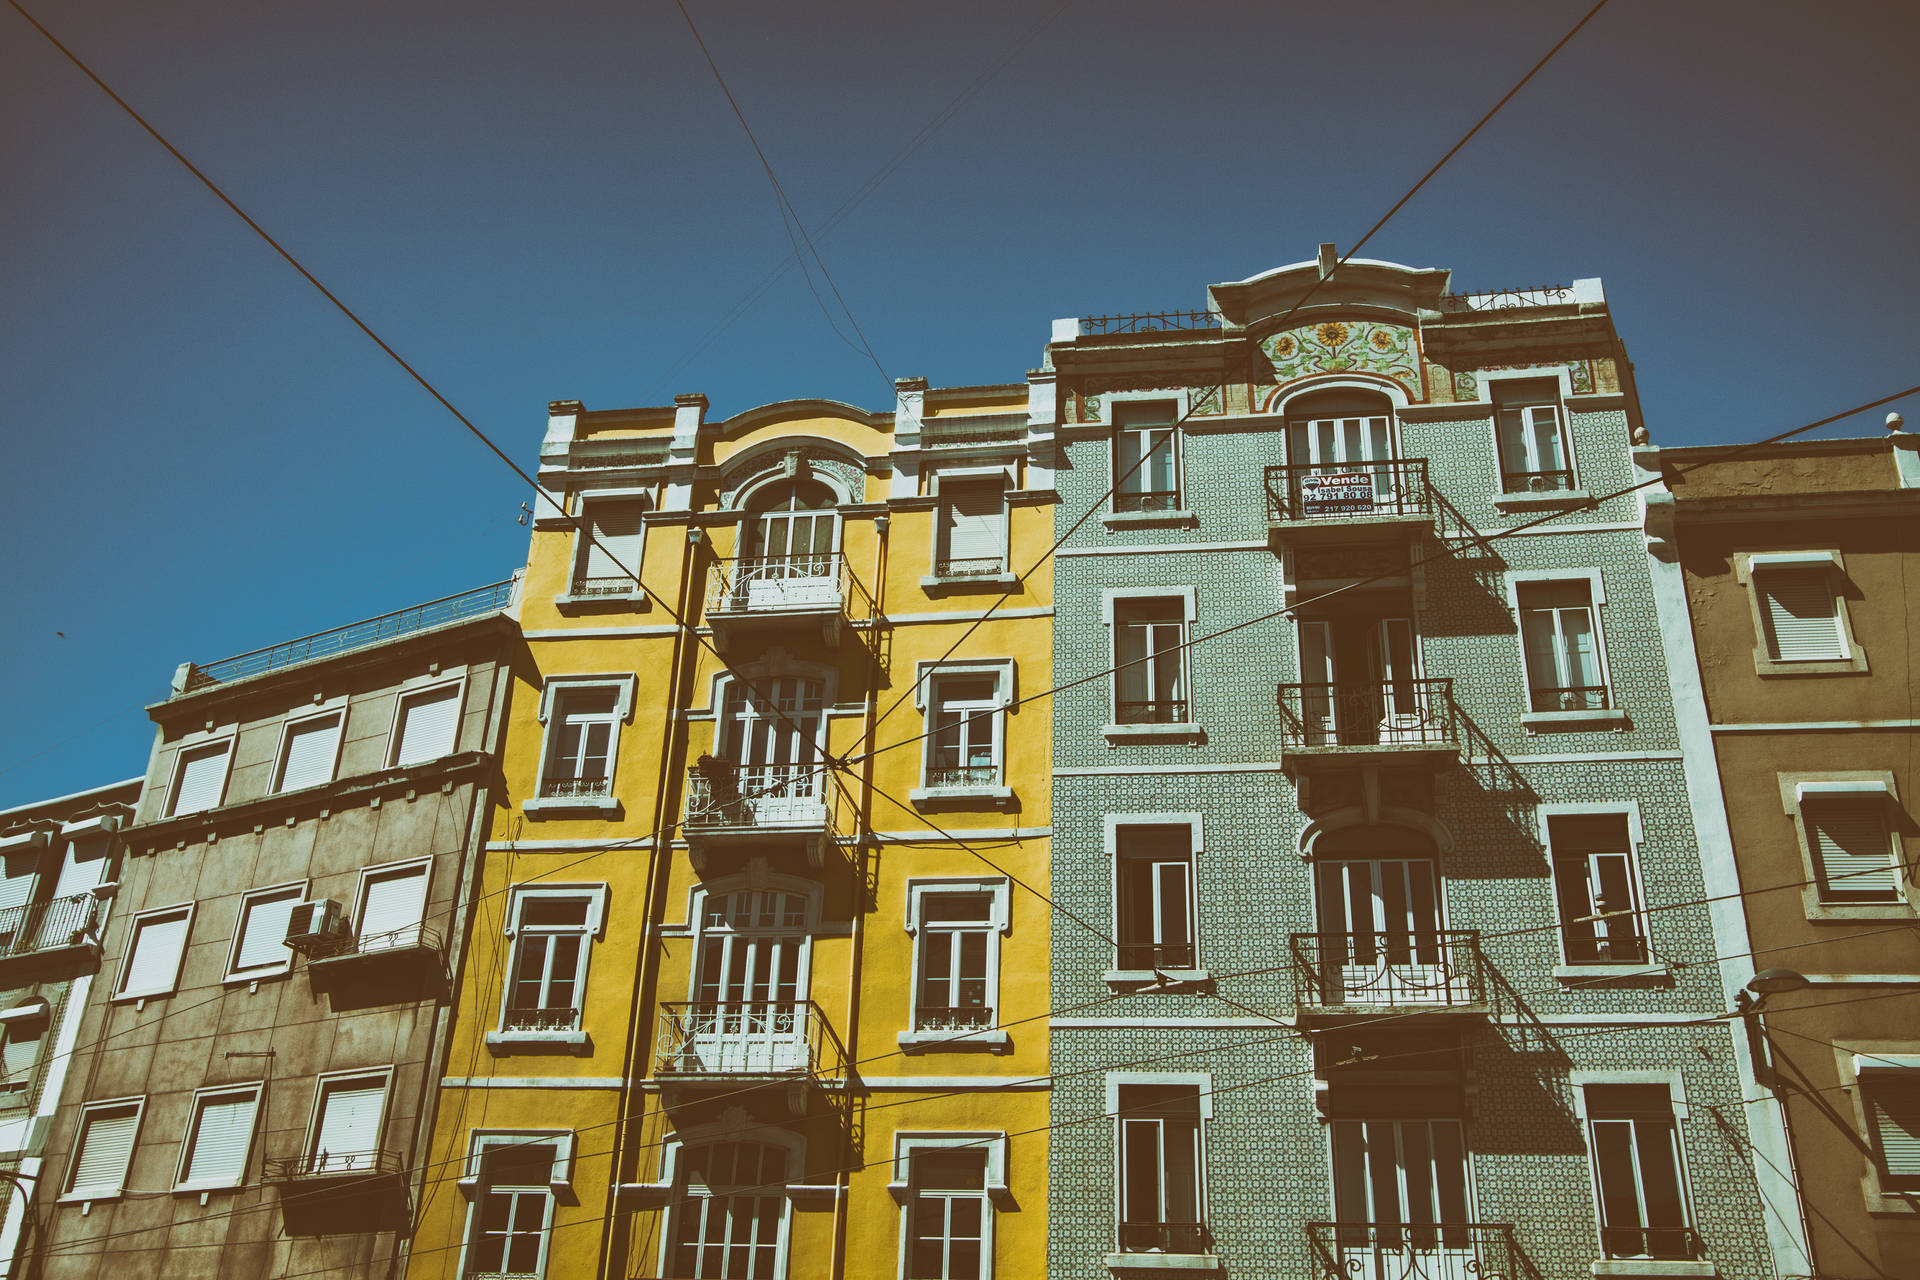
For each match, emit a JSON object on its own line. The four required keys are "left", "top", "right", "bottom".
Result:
{"left": 1298, "top": 618, "right": 1419, "bottom": 746}
{"left": 1286, "top": 392, "right": 1399, "bottom": 509}
{"left": 1315, "top": 858, "right": 1448, "bottom": 1004}
{"left": 719, "top": 677, "right": 826, "bottom": 820}
{"left": 691, "top": 891, "right": 811, "bottom": 1073}
{"left": 1330, "top": 1118, "right": 1473, "bottom": 1279}
{"left": 741, "top": 480, "right": 838, "bottom": 609}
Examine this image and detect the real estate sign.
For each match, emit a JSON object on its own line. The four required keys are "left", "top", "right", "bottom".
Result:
{"left": 1300, "top": 472, "right": 1375, "bottom": 517}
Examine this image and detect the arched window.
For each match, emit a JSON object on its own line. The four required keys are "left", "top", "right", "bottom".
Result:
{"left": 1283, "top": 387, "right": 1402, "bottom": 510}
{"left": 744, "top": 479, "right": 838, "bottom": 572}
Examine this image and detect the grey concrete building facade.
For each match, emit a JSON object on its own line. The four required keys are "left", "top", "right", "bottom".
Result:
{"left": 0, "top": 778, "right": 141, "bottom": 1278}
{"left": 29, "top": 582, "right": 518, "bottom": 1279}
{"left": 1042, "top": 256, "right": 1796, "bottom": 1279}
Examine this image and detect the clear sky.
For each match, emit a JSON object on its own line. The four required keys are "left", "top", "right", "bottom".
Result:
{"left": 3, "top": 0, "right": 1916, "bottom": 808}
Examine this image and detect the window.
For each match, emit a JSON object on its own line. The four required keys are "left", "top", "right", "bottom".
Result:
{"left": 1494, "top": 379, "right": 1572, "bottom": 492}
{"left": 302, "top": 1071, "right": 391, "bottom": 1174}
{"left": 667, "top": 1141, "right": 790, "bottom": 1278}
{"left": 1114, "top": 401, "right": 1180, "bottom": 513}
{"left": 1862, "top": 1073, "right": 1920, "bottom": 1190}
{"left": 1114, "top": 599, "right": 1188, "bottom": 725}
{"left": 0, "top": 1017, "right": 45, "bottom": 1111}
{"left": 1328, "top": 1118, "right": 1473, "bottom": 1263}
{"left": 354, "top": 860, "right": 430, "bottom": 951}
{"left": 463, "top": 1136, "right": 564, "bottom": 1280}
{"left": 391, "top": 682, "right": 462, "bottom": 767}
{"left": 1517, "top": 581, "right": 1607, "bottom": 712}
{"left": 1116, "top": 1084, "right": 1206, "bottom": 1255}
{"left": 905, "top": 1148, "right": 990, "bottom": 1279}
{"left": 226, "top": 884, "right": 304, "bottom": 980}
{"left": 174, "top": 1084, "right": 261, "bottom": 1191}
{"left": 166, "top": 740, "right": 231, "bottom": 816}
{"left": 1115, "top": 826, "right": 1195, "bottom": 974}
{"left": 63, "top": 1097, "right": 144, "bottom": 1200}
{"left": 926, "top": 678, "right": 1001, "bottom": 791}
{"left": 0, "top": 850, "right": 36, "bottom": 942}
{"left": 543, "top": 689, "right": 617, "bottom": 800}
{"left": 935, "top": 478, "right": 1007, "bottom": 578}
{"left": 499, "top": 889, "right": 602, "bottom": 1036}
{"left": 911, "top": 891, "right": 997, "bottom": 1035}
{"left": 1803, "top": 797, "right": 1901, "bottom": 903}
{"left": 272, "top": 712, "right": 342, "bottom": 793}
{"left": 1736, "top": 552, "right": 1865, "bottom": 674}
{"left": 1583, "top": 1084, "right": 1699, "bottom": 1260}
{"left": 572, "top": 499, "right": 645, "bottom": 596}
{"left": 116, "top": 904, "right": 193, "bottom": 999}
{"left": 1549, "top": 815, "right": 1648, "bottom": 965}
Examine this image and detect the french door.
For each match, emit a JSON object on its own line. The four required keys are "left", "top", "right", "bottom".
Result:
{"left": 691, "top": 893, "right": 809, "bottom": 1072}
{"left": 742, "top": 481, "right": 837, "bottom": 609}
{"left": 1330, "top": 1118, "right": 1474, "bottom": 1279}
{"left": 1315, "top": 859, "right": 1450, "bottom": 1004}
{"left": 720, "top": 678, "right": 825, "bottom": 818}
{"left": 1288, "top": 412, "right": 1399, "bottom": 506}
{"left": 1297, "top": 619, "right": 1419, "bottom": 745}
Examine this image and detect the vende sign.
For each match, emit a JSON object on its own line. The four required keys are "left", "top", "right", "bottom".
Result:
{"left": 1299, "top": 472, "right": 1375, "bottom": 516}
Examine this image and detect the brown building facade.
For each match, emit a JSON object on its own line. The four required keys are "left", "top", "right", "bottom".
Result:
{"left": 1654, "top": 427, "right": 1920, "bottom": 1278}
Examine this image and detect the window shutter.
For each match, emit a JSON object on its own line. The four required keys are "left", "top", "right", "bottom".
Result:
{"left": 170, "top": 744, "right": 229, "bottom": 815}
{"left": 394, "top": 685, "right": 461, "bottom": 767}
{"left": 70, "top": 1105, "right": 139, "bottom": 1196}
{"left": 122, "top": 912, "right": 190, "bottom": 995}
{"left": 941, "top": 482, "right": 1005, "bottom": 567}
{"left": 1806, "top": 803, "right": 1897, "bottom": 897}
{"left": 277, "top": 716, "right": 341, "bottom": 792}
{"left": 183, "top": 1091, "right": 257, "bottom": 1185}
{"left": 0, "top": 854, "right": 34, "bottom": 914}
{"left": 313, "top": 1080, "right": 385, "bottom": 1167}
{"left": 1870, "top": 1082, "right": 1920, "bottom": 1178}
{"left": 235, "top": 894, "right": 300, "bottom": 972}
{"left": 1758, "top": 569, "right": 1844, "bottom": 660}
{"left": 582, "top": 503, "right": 643, "bottom": 582}
{"left": 357, "top": 866, "right": 428, "bottom": 949}
{"left": 3, "top": 1023, "right": 43, "bottom": 1078}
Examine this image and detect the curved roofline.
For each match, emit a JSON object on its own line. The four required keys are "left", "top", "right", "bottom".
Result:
{"left": 716, "top": 398, "right": 888, "bottom": 437}
{"left": 1210, "top": 256, "right": 1452, "bottom": 327}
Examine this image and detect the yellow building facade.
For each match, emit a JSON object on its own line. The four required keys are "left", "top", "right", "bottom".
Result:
{"left": 410, "top": 377, "right": 1056, "bottom": 1280}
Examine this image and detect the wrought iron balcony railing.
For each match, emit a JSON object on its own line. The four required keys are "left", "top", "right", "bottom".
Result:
{"left": 1117, "top": 699, "right": 1190, "bottom": 725}
{"left": 183, "top": 580, "right": 515, "bottom": 690}
{"left": 1291, "top": 932, "right": 1487, "bottom": 1010}
{"left": 1266, "top": 459, "right": 1435, "bottom": 524}
{"left": 1499, "top": 467, "right": 1576, "bottom": 494}
{"left": 1600, "top": 1225, "right": 1705, "bottom": 1262}
{"left": 501, "top": 1005, "right": 582, "bottom": 1033}
{"left": 684, "top": 764, "right": 832, "bottom": 832}
{"left": 1117, "top": 1221, "right": 1211, "bottom": 1254}
{"left": 1113, "top": 488, "right": 1182, "bottom": 514}
{"left": 704, "top": 553, "right": 874, "bottom": 625}
{"left": 1308, "top": 1222, "right": 1520, "bottom": 1280}
{"left": 1526, "top": 685, "right": 1610, "bottom": 713}
{"left": 1116, "top": 942, "right": 1197, "bottom": 972}
{"left": 0, "top": 893, "right": 102, "bottom": 960}
{"left": 305, "top": 923, "right": 444, "bottom": 964}
{"left": 1277, "top": 680, "right": 1461, "bottom": 753}
{"left": 1562, "top": 927, "right": 1649, "bottom": 967}
{"left": 913, "top": 1005, "right": 996, "bottom": 1033}
{"left": 655, "top": 1000, "right": 846, "bottom": 1082}
{"left": 265, "top": 1148, "right": 405, "bottom": 1183}
{"left": 539, "top": 775, "right": 613, "bottom": 801}
{"left": 933, "top": 556, "right": 1008, "bottom": 579}
{"left": 924, "top": 766, "right": 1000, "bottom": 790}
{"left": 1439, "top": 283, "right": 1575, "bottom": 312}
{"left": 567, "top": 575, "right": 636, "bottom": 597}
{"left": 1080, "top": 310, "right": 1221, "bottom": 335}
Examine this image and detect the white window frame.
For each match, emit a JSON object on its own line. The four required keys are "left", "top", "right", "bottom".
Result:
{"left": 900, "top": 879, "right": 1012, "bottom": 1052}
{"left": 528, "top": 675, "right": 636, "bottom": 813}
{"left": 223, "top": 880, "right": 308, "bottom": 983}
{"left": 1106, "top": 393, "right": 1187, "bottom": 521}
{"left": 269, "top": 705, "right": 347, "bottom": 795}
{"left": 163, "top": 734, "right": 235, "bottom": 818}
{"left": 1733, "top": 550, "right": 1868, "bottom": 676}
{"left": 113, "top": 902, "right": 196, "bottom": 1003}
{"left": 61, "top": 1095, "right": 146, "bottom": 1202}
{"left": 889, "top": 1132, "right": 1010, "bottom": 1280}
{"left": 657, "top": 1128, "right": 802, "bottom": 1280}
{"left": 1101, "top": 587, "right": 1199, "bottom": 742}
{"left": 1538, "top": 805, "right": 1656, "bottom": 975}
{"left": 456, "top": 1130, "right": 576, "bottom": 1280}
{"left": 564, "top": 490, "right": 651, "bottom": 604}
{"left": 1504, "top": 569, "right": 1625, "bottom": 730}
{"left": 351, "top": 856, "right": 433, "bottom": 952}
{"left": 1106, "top": 1072, "right": 1211, "bottom": 1262}
{"left": 1570, "top": 1072, "right": 1699, "bottom": 1263}
{"left": 385, "top": 672, "right": 469, "bottom": 768}
{"left": 0, "top": 1005, "right": 47, "bottom": 1113}
{"left": 927, "top": 468, "right": 1013, "bottom": 583}
{"left": 1778, "top": 773, "right": 1911, "bottom": 921}
{"left": 1485, "top": 371, "right": 1578, "bottom": 496}
{"left": 298, "top": 1066, "right": 394, "bottom": 1175}
{"left": 172, "top": 1081, "right": 263, "bottom": 1192}
{"left": 1104, "top": 815, "right": 1204, "bottom": 985}
{"left": 911, "top": 660, "right": 1016, "bottom": 803}
{"left": 1837, "top": 1049, "right": 1920, "bottom": 1210}
{"left": 488, "top": 884, "right": 608, "bottom": 1051}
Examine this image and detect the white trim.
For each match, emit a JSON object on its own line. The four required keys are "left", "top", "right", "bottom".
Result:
{"left": 455, "top": 1129, "right": 572, "bottom": 1280}
{"left": 61, "top": 1095, "right": 145, "bottom": 1202}
{"left": 913, "top": 660, "right": 1016, "bottom": 796}
{"left": 299, "top": 1065, "right": 395, "bottom": 1172}
{"left": 162, "top": 734, "right": 236, "bottom": 818}
{"left": 442, "top": 1076, "right": 625, "bottom": 1089}
{"left": 901, "top": 879, "right": 1011, "bottom": 1053}
{"left": 532, "top": 675, "right": 636, "bottom": 811}
{"left": 1105, "top": 1071, "right": 1214, "bottom": 1121}
{"left": 1712, "top": 719, "right": 1920, "bottom": 732}
{"left": 852, "top": 606, "right": 1055, "bottom": 625}
{"left": 1796, "top": 779, "right": 1894, "bottom": 798}
{"left": 384, "top": 674, "right": 469, "bottom": 768}
{"left": 654, "top": 1120, "right": 804, "bottom": 1280}
{"left": 267, "top": 704, "right": 348, "bottom": 795}
{"left": 1746, "top": 551, "right": 1841, "bottom": 569}
{"left": 1569, "top": 1070, "right": 1690, "bottom": 1121}
{"left": 861, "top": 1076, "right": 1050, "bottom": 1090}
{"left": 1100, "top": 585, "right": 1198, "bottom": 626}
{"left": 171, "top": 1081, "right": 263, "bottom": 1192}
{"left": 113, "top": 901, "right": 195, "bottom": 1001}
{"left": 224, "top": 880, "right": 308, "bottom": 981}
{"left": 351, "top": 855, "right": 434, "bottom": 947}
{"left": 1851, "top": 1052, "right": 1920, "bottom": 1072}
{"left": 521, "top": 624, "right": 681, "bottom": 640}
{"left": 890, "top": 1131, "right": 1009, "bottom": 1278}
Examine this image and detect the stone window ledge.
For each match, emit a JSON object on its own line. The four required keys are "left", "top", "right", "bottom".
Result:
{"left": 522, "top": 795, "right": 621, "bottom": 818}
{"left": 1752, "top": 651, "right": 1869, "bottom": 678}
{"left": 896, "top": 1028, "right": 1011, "bottom": 1054}
{"left": 554, "top": 591, "right": 650, "bottom": 613}
{"left": 1102, "top": 509, "right": 1199, "bottom": 531}
{"left": 1105, "top": 1251, "right": 1220, "bottom": 1273}
{"left": 1494, "top": 488, "right": 1595, "bottom": 513}
{"left": 485, "top": 1029, "right": 593, "bottom": 1056}
{"left": 909, "top": 785, "right": 1016, "bottom": 811}
{"left": 1104, "top": 969, "right": 1211, "bottom": 990}
{"left": 1553, "top": 963, "right": 1674, "bottom": 987}
{"left": 1521, "top": 707, "right": 1629, "bottom": 733}
{"left": 1591, "top": 1260, "right": 1717, "bottom": 1278}
{"left": 920, "top": 572, "right": 1019, "bottom": 595}
{"left": 1104, "top": 723, "right": 1205, "bottom": 746}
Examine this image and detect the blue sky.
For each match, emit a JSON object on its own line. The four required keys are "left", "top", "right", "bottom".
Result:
{"left": 3, "top": 0, "right": 1915, "bottom": 808}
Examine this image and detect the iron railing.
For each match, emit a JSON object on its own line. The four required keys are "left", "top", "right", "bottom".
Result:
{"left": 684, "top": 764, "right": 833, "bottom": 832}
{"left": 1600, "top": 1225, "right": 1705, "bottom": 1262}
{"left": 925, "top": 766, "right": 999, "bottom": 790}
{"left": 655, "top": 1000, "right": 846, "bottom": 1081}
{"left": 0, "top": 893, "right": 101, "bottom": 959}
{"left": 1266, "top": 459, "right": 1434, "bottom": 523}
{"left": 307, "top": 922, "right": 443, "bottom": 961}
{"left": 1526, "top": 685, "right": 1610, "bottom": 713}
{"left": 1562, "top": 923, "right": 1649, "bottom": 966}
{"left": 1080, "top": 310, "right": 1221, "bottom": 335}
{"left": 567, "top": 575, "right": 634, "bottom": 597}
{"left": 501, "top": 1006, "right": 582, "bottom": 1033}
{"left": 933, "top": 556, "right": 1007, "bottom": 579}
{"left": 266, "top": 1148, "right": 405, "bottom": 1182}
{"left": 1277, "top": 680, "right": 1460, "bottom": 752}
{"left": 1116, "top": 941, "right": 1197, "bottom": 972}
{"left": 1499, "top": 467, "right": 1576, "bottom": 494}
{"left": 184, "top": 581, "right": 515, "bottom": 690}
{"left": 1114, "top": 488, "right": 1182, "bottom": 514}
{"left": 913, "top": 1005, "right": 996, "bottom": 1033}
{"left": 1118, "top": 1221, "right": 1211, "bottom": 1254}
{"left": 1439, "top": 284, "right": 1575, "bottom": 312}
{"left": 1117, "top": 699, "right": 1189, "bottom": 725}
{"left": 1291, "top": 932, "right": 1487, "bottom": 1009}
{"left": 1308, "top": 1222, "right": 1521, "bottom": 1280}
{"left": 539, "top": 776, "right": 613, "bottom": 801}
{"left": 704, "top": 553, "right": 874, "bottom": 624}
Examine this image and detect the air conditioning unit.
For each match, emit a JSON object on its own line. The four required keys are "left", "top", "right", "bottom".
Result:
{"left": 284, "top": 899, "right": 347, "bottom": 956}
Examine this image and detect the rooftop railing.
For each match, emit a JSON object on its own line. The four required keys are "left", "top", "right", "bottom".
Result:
{"left": 1439, "top": 283, "right": 1575, "bottom": 312}
{"left": 183, "top": 580, "right": 515, "bottom": 690}
{"left": 1078, "top": 310, "right": 1222, "bottom": 335}
{"left": 655, "top": 1000, "right": 846, "bottom": 1082}
{"left": 1291, "top": 931, "right": 1487, "bottom": 1011}
{"left": 1308, "top": 1222, "right": 1521, "bottom": 1280}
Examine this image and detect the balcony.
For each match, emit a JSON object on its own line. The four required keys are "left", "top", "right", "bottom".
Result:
{"left": 266, "top": 1148, "right": 409, "bottom": 1234}
{"left": 655, "top": 1001, "right": 847, "bottom": 1111}
{"left": 1308, "top": 1222, "right": 1521, "bottom": 1280}
{"left": 1276, "top": 680, "right": 1462, "bottom": 775}
{"left": 703, "top": 554, "right": 874, "bottom": 651}
{"left": 0, "top": 893, "right": 104, "bottom": 980}
{"left": 1290, "top": 932, "right": 1489, "bottom": 1022}
{"left": 1266, "top": 460, "right": 1440, "bottom": 548}
{"left": 683, "top": 763, "right": 839, "bottom": 869}
{"left": 304, "top": 923, "right": 446, "bottom": 1006}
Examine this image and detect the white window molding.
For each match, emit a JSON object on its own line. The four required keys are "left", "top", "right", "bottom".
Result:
{"left": 1837, "top": 1047, "right": 1920, "bottom": 1212}
{"left": 891, "top": 1132, "right": 1008, "bottom": 1280}
{"left": 489, "top": 884, "right": 608, "bottom": 1055}
{"left": 1538, "top": 806, "right": 1665, "bottom": 983}
{"left": 1101, "top": 588, "right": 1201, "bottom": 744}
{"left": 1484, "top": 371, "right": 1588, "bottom": 508}
{"left": 900, "top": 879, "right": 1012, "bottom": 1053}
{"left": 224, "top": 881, "right": 308, "bottom": 984}
{"left": 172, "top": 1082, "right": 263, "bottom": 1192}
{"left": 1778, "top": 772, "right": 1910, "bottom": 921}
{"left": 1573, "top": 1076, "right": 1705, "bottom": 1269}
{"left": 1105, "top": 1074, "right": 1215, "bottom": 1272}
{"left": 561, "top": 491, "right": 651, "bottom": 609}
{"left": 654, "top": 1129, "right": 803, "bottom": 1280}
{"left": 1505, "top": 569, "right": 1625, "bottom": 732}
{"left": 386, "top": 675, "right": 468, "bottom": 768}
{"left": 1733, "top": 550, "right": 1867, "bottom": 676}
{"left": 911, "top": 660, "right": 1017, "bottom": 807}
{"left": 352, "top": 857, "right": 433, "bottom": 952}
{"left": 456, "top": 1131, "right": 573, "bottom": 1280}
{"left": 61, "top": 1095, "right": 145, "bottom": 1202}
{"left": 925, "top": 469, "right": 1015, "bottom": 589}
{"left": 269, "top": 705, "right": 347, "bottom": 795}
{"left": 163, "top": 734, "right": 235, "bottom": 818}
{"left": 1104, "top": 393, "right": 1195, "bottom": 529}
{"left": 298, "top": 1067, "right": 395, "bottom": 1175}
{"left": 1105, "top": 817, "right": 1205, "bottom": 987}
{"left": 528, "top": 674, "right": 636, "bottom": 815}
{"left": 113, "top": 902, "right": 195, "bottom": 1003}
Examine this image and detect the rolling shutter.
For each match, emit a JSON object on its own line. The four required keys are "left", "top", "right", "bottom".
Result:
{"left": 394, "top": 685, "right": 461, "bottom": 766}
{"left": 1758, "top": 568, "right": 1844, "bottom": 661}
{"left": 169, "top": 744, "right": 230, "bottom": 816}
{"left": 233, "top": 892, "right": 300, "bottom": 972}
{"left": 940, "top": 481, "right": 1005, "bottom": 569}
{"left": 1869, "top": 1081, "right": 1920, "bottom": 1178}
{"left": 0, "top": 854, "right": 34, "bottom": 915}
{"left": 3, "top": 1023, "right": 43, "bottom": 1079}
{"left": 69, "top": 1103, "right": 140, "bottom": 1197}
{"left": 357, "top": 865, "right": 428, "bottom": 950}
{"left": 277, "top": 716, "right": 341, "bottom": 792}
{"left": 1806, "top": 802, "right": 1897, "bottom": 898}
{"left": 182, "top": 1089, "right": 258, "bottom": 1186}
{"left": 581, "top": 502, "right": 644, "bottom": 582}
{"left": 121, "top": 910, "right": 190, "bottom": 996}
{"left": 312, "top": 1078, "right": 385, "bottom": 1169}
